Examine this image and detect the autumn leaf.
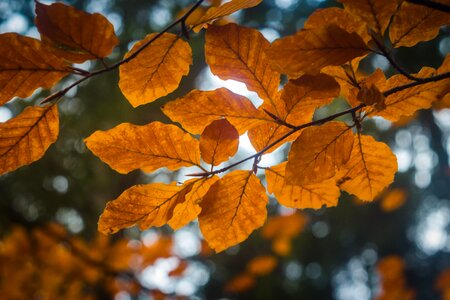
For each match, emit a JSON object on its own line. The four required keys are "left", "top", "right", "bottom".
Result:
{"left": 246, "top": 255, "right": 277, "bottom": 276}
{"left": 357, "top": 82, "right": 386, "bottom": 110}
{"left": 35, "top": 1, "right": 119, "bottom": 63}
{"left": 200, "top": 119, "right": 239, "bottom": 166}
{"left": 198, "top": 170, "right": 268, "bottom": 252}
{"left": 0, "top": 105, "right": 59, "bottom": 175}
{"left": 224, "top": 273, "right": 255, "bottom": 293}
{"left": 119, "top": 33, "right": 192, "bottom": 107}
{"left": 98, "top": 180, "right": 198, "bottom": 234}
{"left": 390, "top": 1, "right": 450, "bottom": 48}
{"left": 286, "top": 122, "right": 354, "bottom": 186}
{"left": 267, "top": 24, "right": 370, "bottom": 78}
{"left": 339, "top": 0, "right": 398, "bottom": 35}
{"left": 265, "top": 162, "right": 340, "bottom": 209}
{"left": 336, "top": 134, "right": 397, "bottom": 201}
{"left": 84, "top": 121, "right": 201, "bottom": 174}
{"left": 248, "top": 122, "right": 297, "bottom": 153}
{"left": 380, "top": 188, "right": 407, "bottom": 212}
{"left": 162, "top": 88, "right": 270, "bottom": 135}
{"left": 205, "top": 23, "right": 284, "bottom": 117}
{"left": 0, "top": 33, "right": 70, "bottom": 105}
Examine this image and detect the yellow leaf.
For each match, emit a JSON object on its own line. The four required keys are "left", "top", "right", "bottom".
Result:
{"left": 119, "top": 33, "right": 192, "bottom": 107}
{"left": 187, "top": 0, "right": 262, "bottom": 27}
{"left": 267, "top": 24, "right": 370, "bottom": 78}
{"left": 85, "top": 121, "right": 201, "bottom": 174}
{"left": 339, "top": 0, "right": 398, "bottom": 34}
{"left": 0, "top": 33, "right": 70, "bottom": 105}
{"left": 198, "top": 170, "right": 268, "bottom": 252}
{"left": 286, "top": 122, "right": 354, "bottom": 186}
{"left": 98, "top": 180, "right": 198, "bottom": 234}
{"left": 0, "top": 105, "right": 59, "bottom": 175}
{"left": 200, "top": 119, "right": 239, "bottom": 166}
{"left": 246, "top": 255, "right": 278, "bottom": 276}
{"left": 168, "top": 176, "right": 219, "bottom": 230}
{"left": 35, "top": 1, "right": 119, "bottom": 63}
{"left": 265, "top": 162, "right": 340, "bottom": 209}
{"left": 162, "top": 88, "right": 270, "bottom": 135}
{"left": 205, "top": 23, "right": 285, "bottom": 117}
{"left": 390, "top": 1, "right": 450, "bottom": 48}
{"left": 380, "top": 188, "right": 407, "bottom": 212}
{"left": 336, "top": 134, "right": 397, "bottom": 201}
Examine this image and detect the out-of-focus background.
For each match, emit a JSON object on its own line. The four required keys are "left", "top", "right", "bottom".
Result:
{"left": 0, "top": 0, "right": 449, "bottom": 299}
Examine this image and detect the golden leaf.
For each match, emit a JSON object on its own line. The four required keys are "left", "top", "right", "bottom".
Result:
{"left": 336, "top": 134, "right": 397, "bottom": 201}
{"left": 339, "top": 0, "right": 398, "bottom": 34}
{"left": 98, "top": 180, "right": 198, "bottom": 234}
{"left": 267, "top": 24, "right": 370, "bottom": 78}
{"left": 0, "top": 105, "right": 59, "bottom": 175}
{"left": 119, "top": 33, "right": 192, "bottom": 107}
{"left": 248, "top": 122, "right": 297, "bottom": 153}
{"left": 286, "top": 122, "right": 354, "bottom": 186}
{"left": 205, "top": 23, "right": 285, "bottom": 117}
{"left": 198, "top": 170, "right": 268, "bottom": 252}
{"left": 35, "top": 1, "right": 119, "bottom": 63}
{"left": 84, "top": 121, "right": 201, "bottom": 174}
{"left": 390, "top": 1, "right": 450, "bottom": 48}
{"left": 200, "top": 119, "right": 239, "bottom": 166}
{"left": 0, "top": 33, "right": 70, "bottom": 105}
{"left": 246, "top": 255, "right": 277, "bottom": 276}
{"left": 162, "top": 88, "right": 270, "bottom": 135}
{"left": 168, "top": 176, "right": 219, "bottom": 230}
{"left": 265, "top": 162, "right": 340, "bottom": 209}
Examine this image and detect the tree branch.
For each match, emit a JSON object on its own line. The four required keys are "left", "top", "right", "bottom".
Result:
{"left": 406, "top": 0, "right": 450, "bottom": 13}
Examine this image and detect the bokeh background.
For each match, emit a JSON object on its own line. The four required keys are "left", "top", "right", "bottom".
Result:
{"left": 1, "top": 0, "right": 450, "bottom": 299}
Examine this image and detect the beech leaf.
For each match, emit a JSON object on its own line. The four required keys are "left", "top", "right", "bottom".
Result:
{"left": 200, "top": 119, "right": 239, "bottom": 166}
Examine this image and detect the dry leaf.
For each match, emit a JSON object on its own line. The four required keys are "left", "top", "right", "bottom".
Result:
{"left": 200, "top": 119, "right": 239, "bottom": 166}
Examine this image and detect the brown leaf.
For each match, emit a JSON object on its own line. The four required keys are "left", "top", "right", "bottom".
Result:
{"left": 0, "top": 105, "right": 59, "bottom": 175}
{"left": 200, "top": 119, "right": 239, "bottom": 166}
{"left": 286, "top": 122, "right": 354, "bottom": 186}
{"left": 162, "top": 88, "right": 270, "bottom": 135}
{"left": 0, "top": 33, "right": 70, "bottom": 105}
{"left": 390, "top": 1, "right": 450, "bottom": 48}
{"left": 205, "top": 23, "right": 284, "bottom": 117}
{"left": 267, "top": 24, "right": 370, "bottom": 78}
{"left": 85, "top": 121, "right": 201, "bottom": 174}
{"left": 357, "top": 83, "right": 386, "bottom": 110}
{"left": 336, "top": 134, "right": 397, "bottom": 201}
{"left": 198, "top": 170, "right": 268, "bottom": 252}
{"left": 265, "top": 162, "right": 340, "bottom": 209}
{"left": 35, "top": 1, "right": 119, "bottom": 63}
{"left": 119, "top": 33, "right": 192, "bottom": 107}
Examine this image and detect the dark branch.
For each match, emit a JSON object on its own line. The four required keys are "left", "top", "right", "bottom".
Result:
{"left": 406, "top": 0, "right": 450, "bottom": 13}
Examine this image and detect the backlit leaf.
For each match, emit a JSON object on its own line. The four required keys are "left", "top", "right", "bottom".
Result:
{"left": 205, "top": 23, "right": 284, "bottom": 117}
{"left": 85, "top": 121, "right": 201, "bottom": 174}
{"left": 162, "top": 88, "right": 270, "bottom": 135}
{"left": 248, "top": 122, "right": 297, "bottom": 153}
{"left": 0, "top": 105, "right": 59, "bottom": 175}
{"left": 119, "top": 33, "right": 192, "bottom": 107}
{"left": 265, "top": 162, "right": 340, "bottom": 209}
{"left": 98, "top": 180, "right": 197, "bottom": 234}
{"left": 0, "top": 33, "right": 70, "bottom": 105}
{"left": 200, "top": 119, "right": 239, "bottom": 166}
{"left": 336, "top": 134, "right": 397, "bottom": 201}
{"left": 198, "top": 170, "right": 268, "bottom": 252}
{"left": 267, "top": 24, "right": 370, "bottom": 78}
{"left": 246, "top": 255, "right": 277, "bottom": 276}
{"left": 35, "top": 1, "right": 119, "bottom": 63}
{"left": 339, "top": 0, "right": 398, "bottom": 34}
{"left": 286, "top": 122, "right": 354, "bottom": 186}
{"left": 380, "top": 188, "right": 407, "bottom": 212}
{"left": 390, "top": 1, "right": 450, "bottom": 48}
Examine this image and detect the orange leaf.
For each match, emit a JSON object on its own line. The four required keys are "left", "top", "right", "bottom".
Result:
{"left": 336, "top": 134, "right": 397, "bottom": 201}
{"left": 85, "top": 121, "right": 201, "bottom": 174}
{"left": 205, "top": 23, "right": 284, "bottom": 117}
{"left": 261, "top": 213, "right": 307, "bottom": 240}
{"left": 265, "top": 162, "right": 340, "bottom": 209}
{"left": 224, "top": 273, "right": 255, "bottom": 293}
{"left": 357, "top": 82, "right": 386, "bottom": 110}
{"left": 35, "top": 1, "right": 119, "bottom": 63}
{"left": 119, "top": 33, "right": 192, "bottom": 107}
{"left": 0, "top": 105, "right": 59, "bottom": 175}
{"left": 162, "top": 88, "right": 270, "bottom": 135}
{"left": 267, "top": 24, "right": 370, "bottom": 78}
{"left": 380, "top": 188, "right": 407, "bottom": 212}
{"left": 246, "top": 255, "right": 277, "bottom": 276}
{"left": 390, "top": 1, "right": 450, "bottom": 48}
{"left": 200, "top": 119, "right": 239, "bottom": 166}
{"left": 0, "top": 33, "right": 70, "bottom": 105}
{"left": 248, "top": 122, "right": 297, "bottom": 153}
{"left": 98, "top": 179, "right": 200, "bottom": 234}
{"left": 198, "top": 170, "right": 268, "bottom": 252}
{"left": 339, "top": 0, "right": 398, "bottom": 34}
{"left": 286, "top": 122, "right": 354, "bottom": 186}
